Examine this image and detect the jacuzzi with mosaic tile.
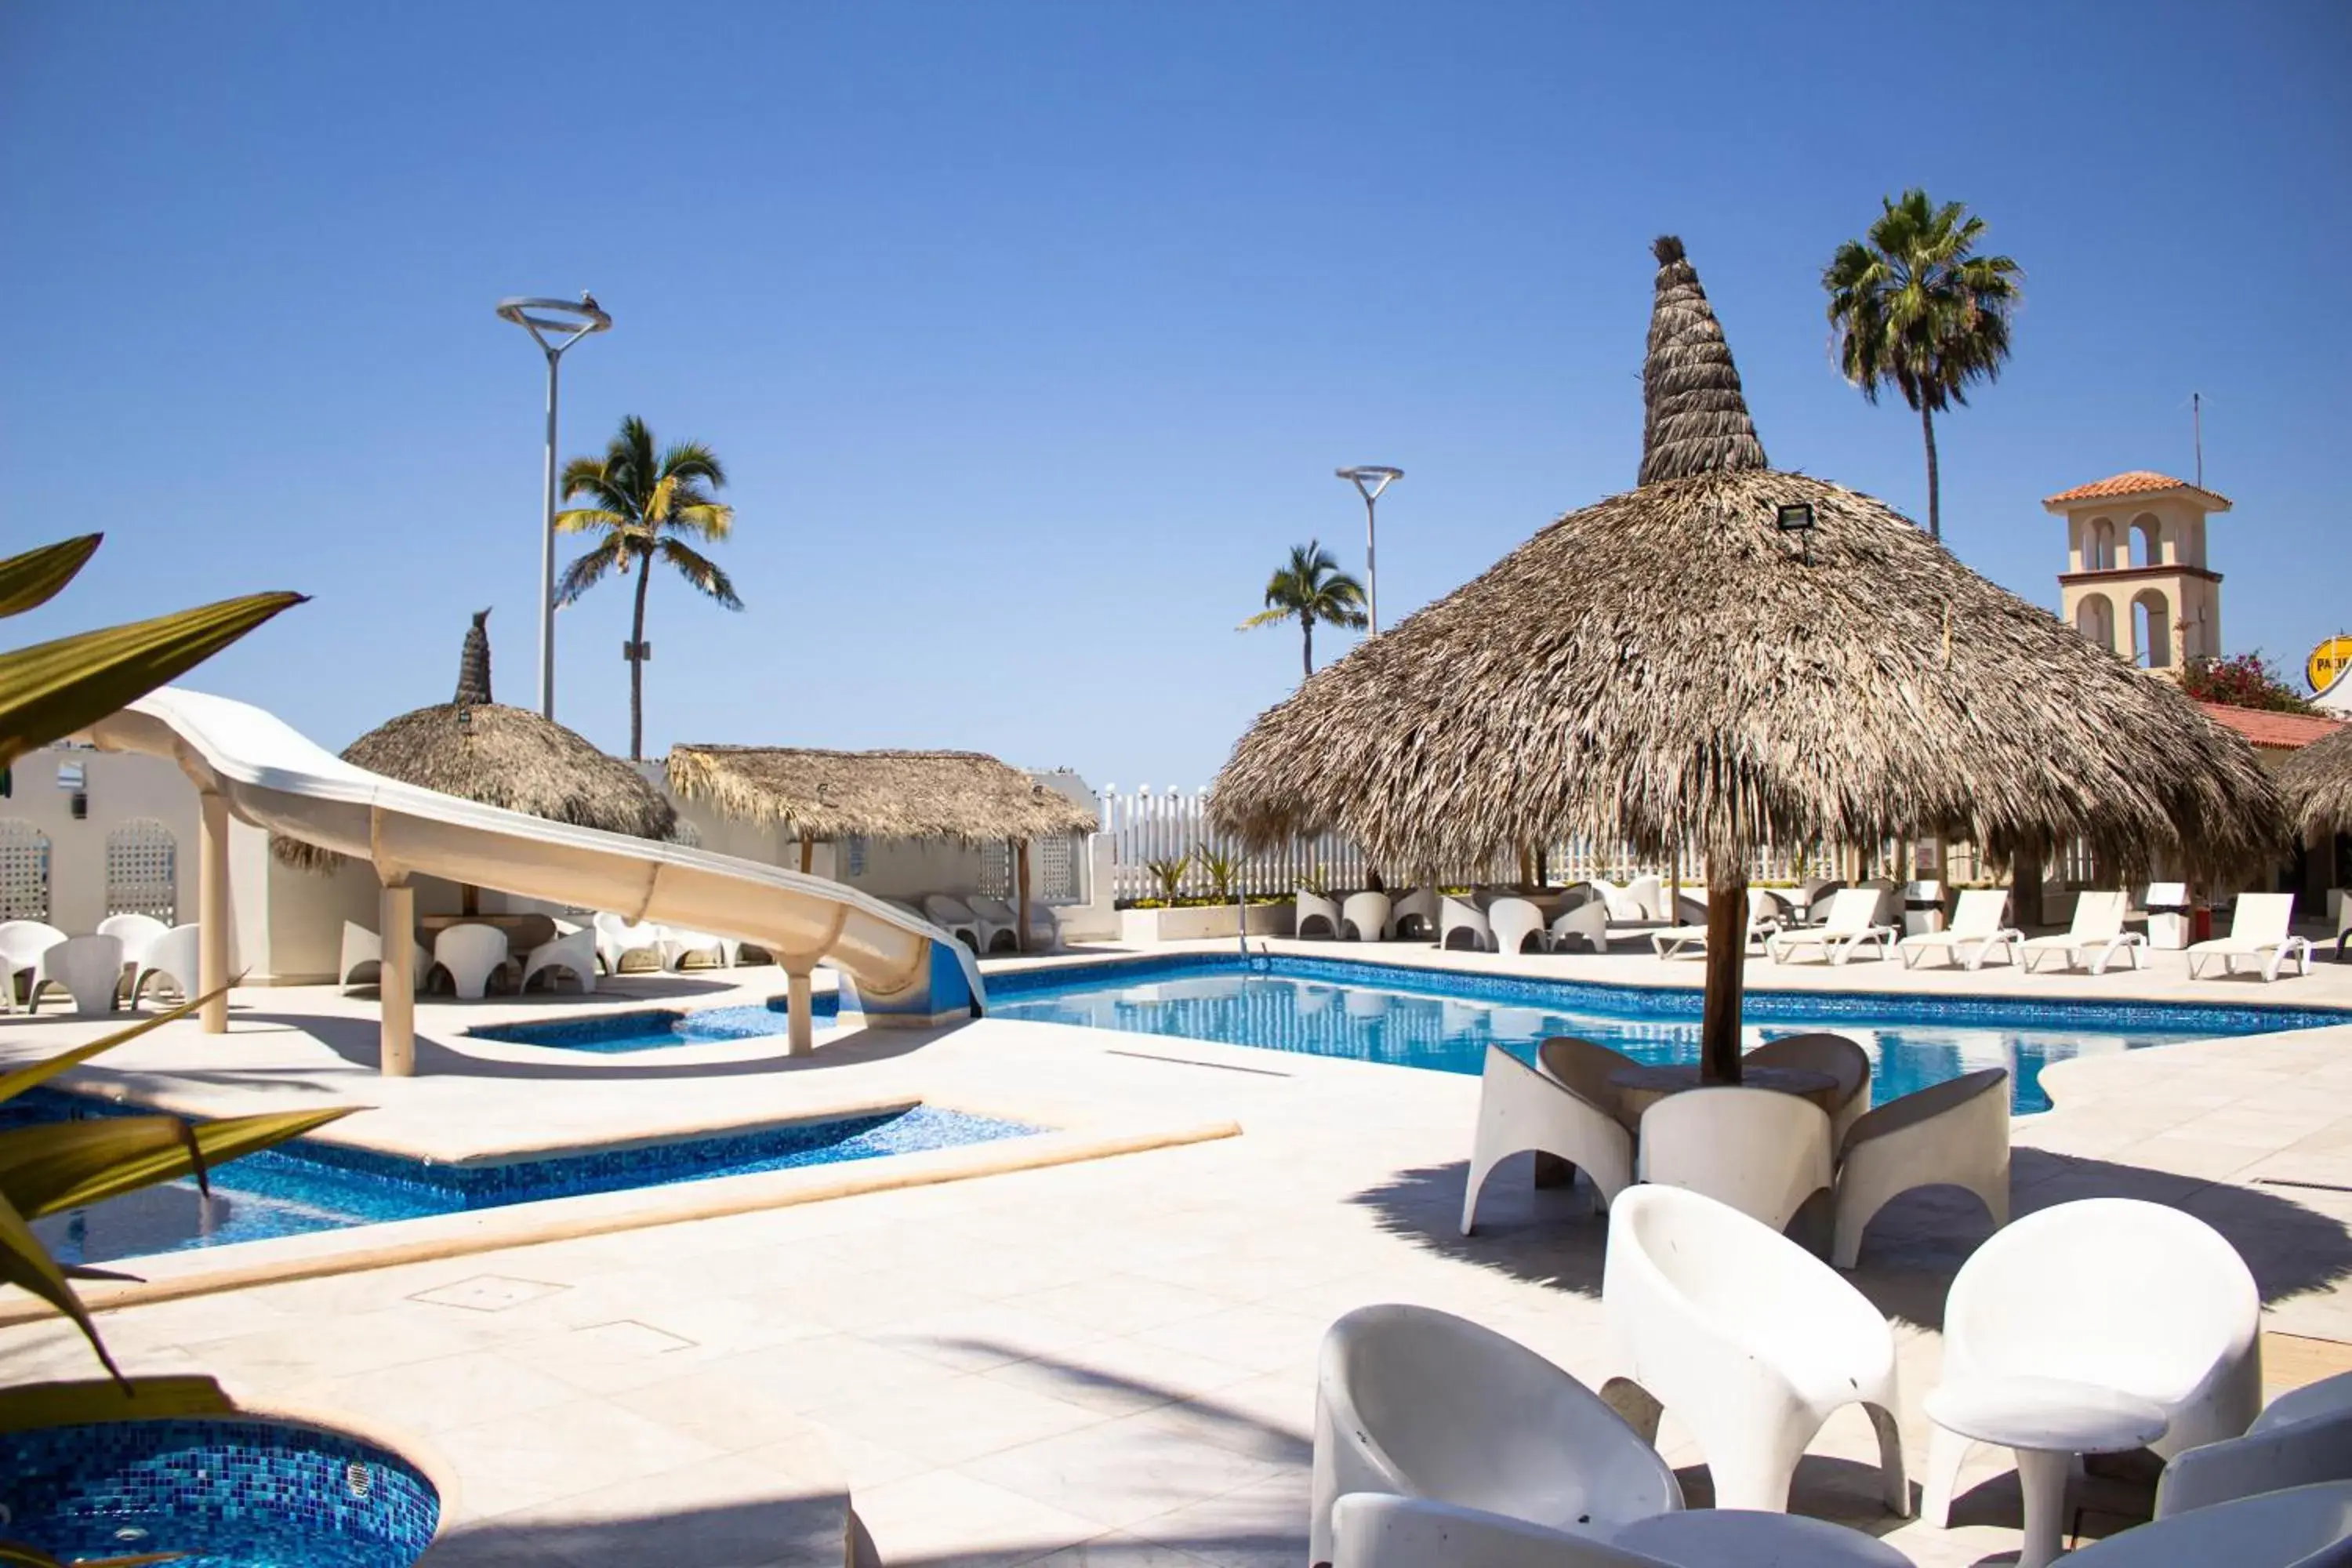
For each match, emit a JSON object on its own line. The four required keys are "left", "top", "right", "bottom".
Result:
{"left": 464, "top": 996, "right": 840, "bottom": 1052}
{"left": 0, "top": 1416, "right": 438, "bottom": 1567}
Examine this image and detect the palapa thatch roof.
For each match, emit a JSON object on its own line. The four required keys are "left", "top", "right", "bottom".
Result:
{"left": 275, "top": 610, "right": 677, "bottom": 871}
{"left": 2278, "top": 719, "right": 2352, "bottom": 839}
{"left": 1210, "top": 235, "right": 2285, "bottom": 881}
{"left": 666, "top": 746, "right": 1098, "bottom": 844}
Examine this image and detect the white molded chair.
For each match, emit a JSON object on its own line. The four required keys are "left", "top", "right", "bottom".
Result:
{"left": 337, "top": 921, "right": 429, "bottom": 991}
{"left": 1341, "top": 891, "right": 1392, "bottom": 942}
{"left": 522, "top": 928, "right": 597, "bottom": 994}
{"left": 1312, "top": 1305, "right": 1683, "bottom": 1566}
{"left": 1022, "top": 901, "right": 1062, "bottom": 952}
{"left": 431, "top": 923, "right": 510, "bottom": 1000}
{"left": 2257, "top": 1372, "right": 2352, "bottom": 1436}
{"left": 1636, "top": 1087, "right": 1834, "bottom": 1236}
{"left": 2020, "top": 889, "right": 2145, "bottom": 975}
{"left": 1330, "top": 1495, "right": 1664, "bottom": 1568}
{"left": 96, "top": 913, "right": 169, "bottom": 990}
{"left": 1296, "top": 889, "right": 1342, "bottom": 940}
{"left": 922, "top": 895, "right": 985, "bottom": 951}
{"left": 132, "top": 923, "right": 200, "bottom": 1005}
{"left": 2156, "top": 1399, "right": 2352, "bottom": 1519}
{"left": 1551, "top": 901, "right": 1613, "bottom": 954}
{"left": 1648, "top": 889, "right": 1782, "bottom": 960}
{"left": 1388, "top": 887, "right": 1439, "bottom": 941}
{"left": 1441, "top": 895, "right": 1493, "bottom": 953}
{"left": 1745, "top": 1031, "right": 1871, "bottom": 1143}
{"left": 659, "top": 927, "right": 731, "bottom": 970}
{"left": 2063, "top": 1480, "right": 2352, "bottom": 1566}
{"left": 1920, "top": 1197, "right": 2262, "bottom": 1528}
{"left": 1462, "top": 1046, "right": 1634, "bottom": 1233}
{"left": 31, "top": 934, "right": 124, "bottom": 1016}
{"left": 1765, "top": 888, "right": 1896, "bottom": 966}
{"left": 1898, "top": 888, "right": 2024, "bottom": 971}
{"left": 967, "top": 896, "right": 1023, "bottom": 953}
{"left": 0, "top": 919, "right": 66, "bottom": 1010}
{"left": 2336, "top": 894, "right": 2350, "bottom": 961}
{"left": 1831, "top": 1067, "right": 2010, "bottom": 1269}
{"left": 1537, "top": 1036, "right": 1642, "bottom": 1131}
{"left": 1601, "top": 1185, "right": 1909, "bottom": 1515}
{"left": 591, "top": 912, "right": 665, "bottom": 974}
{"left": 2188, "top": 893, "right": 2314, "bottom": 982}
{"left": 1489, "top": 897, "right": 1551, "bottom": 956}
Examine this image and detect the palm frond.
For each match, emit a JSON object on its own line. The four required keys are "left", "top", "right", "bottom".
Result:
{"left": 554, "top": 539, "right": 627, "bottom": 605}
{"left": 656, "top": 537, "right": 743, "bottom": 610}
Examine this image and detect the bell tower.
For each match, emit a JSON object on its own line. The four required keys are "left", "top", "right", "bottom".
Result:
{"left": 2045, "top": 471, "right": 2230, "bottom": 673}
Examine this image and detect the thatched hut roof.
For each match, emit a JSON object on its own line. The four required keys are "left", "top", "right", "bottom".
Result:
{"left": 667, "top": 746, "right": 1098, "bottom": 844}
{"left": 2278, "top": 719, "right": 2352, "bottom": 839}
{"left": 1210, "top": 236, "right": 2284, "bottom": 881}
{"left": 276, "top": 611, "right": 677, "bottom": 871}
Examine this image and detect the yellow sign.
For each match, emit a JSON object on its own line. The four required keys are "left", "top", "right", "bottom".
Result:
{"left": 2311, "top": 634, "right": 2352, "bottom": 695}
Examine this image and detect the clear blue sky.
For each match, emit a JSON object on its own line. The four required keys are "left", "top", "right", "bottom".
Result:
{"left": 5, "top": 2, "right": 2346, "bottom": 788}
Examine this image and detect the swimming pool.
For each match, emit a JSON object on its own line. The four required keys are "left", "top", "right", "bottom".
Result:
{"left": 13, "top": 1095, "right": 1037, "bottom": 1265}
{"left": 466, "top": 996, "right": 839, "bottom": 1052}
{"left": 988, "top": 953, "right": 2352, "bottom": 1112}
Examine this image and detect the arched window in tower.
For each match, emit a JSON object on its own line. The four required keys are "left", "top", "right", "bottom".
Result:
{"left": 2129, "top": 515, "right": 2160, "bottom": 569}
{"left": 2074, "top": 593, "right": 2117, "bottom": 654}
{"left": 2089, "top": 517, "right": 2117, "bottom": 571}
{"left": 105, "top": 818, "right": 178, "bottom": 922}
{"left": 2131, "top": 588, "right": 2172, "bottom": 668}
{"left": 0, "top": 821, "right": 51, "bottom": 923}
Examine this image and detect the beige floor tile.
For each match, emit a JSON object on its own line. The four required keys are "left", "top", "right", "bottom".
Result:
{"left": 853, "top": 1468, "right": 1102, "bottom": 1568}
{"left": 433, "top": 1397, "right": 730, "bottom": 1520}
{"left": 807, "top": 1370, "right": 1109, "bottom": 1468}
{"left": 962, "top": 1407, "right": 1290, "bottom": 1532}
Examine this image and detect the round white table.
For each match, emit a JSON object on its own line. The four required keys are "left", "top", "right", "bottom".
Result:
{"left": 1610, "top": 1508, "right": 1910, "bottom": 1566}
{"left": 1925, "top": 1375, "right": 2169, "bottom": 1568}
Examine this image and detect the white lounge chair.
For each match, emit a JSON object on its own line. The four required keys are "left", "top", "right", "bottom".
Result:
{"left": 1440, "top": 895, "right": 1493, "bottom": 953}
{"left": 0, "top": 919, "right": 65, "bottom": 1011}
{"left": 1550, "top": 901, "right": 1613, "bottom": 953}
{"left": 522, "top": 928, "right": 597, "bottom": 994}
{"left": 1537, "top": 1036, "right": 1642, "bottom": 1132}
{"left": 2062, "top": 1480, "right": 2352, "bottom": 1566}
{"left": 1488, "top": 897, "right": 1550, "bottom": 956}
{"left": 1763, "top": 888, "right": 1896, "bottom": 966}
{"left": 1793, "top": 877, "right": 1846, "bottom": 924}
{"left": 1745, "top": 1030, "right": 1871, "bottom": 1143}
{"left": 2156, "top": 1393, "right": 2352, "bottom": 1519}
{"left": 432, "top": 923, "right": 510, "bottom": 1000}
{"left": 967, "top": 896, "right": 1023, "bottom": 953}
{"left": 1635, "top": 1087, "right": 1834, "bottom": 1236}
{"left": 2335, "top": 893, "right": 2350, "bottom": 961}
{"left": 1831, "top": 1067, "right": 2009, "bottom": 1269}
{"left": 1022, "top": 901, "right": 1062, "bottom": 952}
{"left": 1329, "top": 1496, "right": 1661, "bottom": 1568}
{"left": 2187, "top": 892, "right": 2314, "bottom": 982}
{"left": 31, "top": 934, "right": 124, "bottom": 1016}
{"left": 1312, "top": 1305, "right": 1683, "bottom": 1565}
{"left": 922, "top": 895, "right": 985, "bottom": 951}
{"left": 1856, "top": 877, "right": 1902, "bottom": 927}
{"left": 1387, "top": 887, "right": 1439, "bottom": 941}
{"left": 1295, "top": 889, "right": 1342, "bottom": 940}
{"left": 1462, "top": 1046, "right": 1635, "bottom": 1232}
{"left": 1649, "top": 888, "right": 1783, "bottom": 960}
{"left": 1601, "top": 1185, "right": 1908, "bottom": 1516}
{"left": 2019, "top": 889, "right": 2145, "bottom": 975}
{"left": 132, "top": 923, "right": 200, "bottom": 1006}
{"left": 1339, "top": 891, "right": 1391, "bottom": 942}
{"left": 1921, "top": 1197, "right": 2262, "bottom": 1530}
{"left": 1898, "top": 888, "right": 2024, "bottom": 971}
{"left": 591, "top": 912, "right": 666, "bottom": 974}
{"left": 96, "top": 912, "right": 169, "bottom": 993}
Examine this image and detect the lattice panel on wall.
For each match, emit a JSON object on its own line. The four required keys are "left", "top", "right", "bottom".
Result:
{"left": 978, "top": 840, "right": 1012, "bottom": 898}
{"left": 1036, "top": 834, "right": 1080, "bottom": 902}
{"left": 104, "top": 818, "right": 178, "bottom": 922}
{"left": 0, "top": 821, "right": 52, "bottom": 923}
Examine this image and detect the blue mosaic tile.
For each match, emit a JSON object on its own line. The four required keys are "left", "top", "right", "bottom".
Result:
{"left": 0, "top": 1417, "right": 438, "bottom": 1567}
{"left": 466, "top": 995, "right": 840, "bottom": 1051}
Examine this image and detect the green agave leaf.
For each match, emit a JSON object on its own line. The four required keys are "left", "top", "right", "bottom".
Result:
{"left": 0, "top": 591, "right": 304, "bottom": 770}
{"left": 0, "top": 535, "right": 101, "bottom": 620}
{"left": 0, "top": 1374, "right": 232, "bottom": 1434}
{"left": 0, "top": 987, "right": 218, "bottom": 1107}
{"left": 0, "top": 1185, "right": 116, "bottom": 1381}
{"left": 0, "top": 1542, "right": 184, "bottom": 1566}
{"left": 62, "top": 1261, "right": 144, "bottom": 1283}
{"left": 0, "top": 1106, "right": 353, "bottom": 1219}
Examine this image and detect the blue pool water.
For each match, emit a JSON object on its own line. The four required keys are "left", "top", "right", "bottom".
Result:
{"left": 10, "top": 1095, "right": 1038, "bottom": 1265}
{"left": 988, "top": 953, "right": 2352, "bottom": 1113}
{"left": 0, "top": 1417, "right": 438, "bottom": 1568}
{"left": 466, "top": 996, "right": 838, "bottom": 1051}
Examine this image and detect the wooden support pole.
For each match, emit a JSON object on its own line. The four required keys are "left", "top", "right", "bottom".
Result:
{"left": 198, "top": 790, "right": 230, "bottom": 1033}
{"left": 799, "top": 832, "right": 815, "bottom": 875}
{"left": 1014, "top": 839, "right": 1032, "bottom": 953}
{"left": 379, "top": 877, "right": 416, "bottom": 1077}
{"left": 1699, "top": 856, "right": 1748, "bottom": 1085}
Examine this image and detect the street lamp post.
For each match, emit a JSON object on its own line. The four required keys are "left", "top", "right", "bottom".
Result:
{"left": 1336, "top": 465, "right": 1403, "bottom": 634}
{"left": 496, "top": 293, "right": 612, "bottom": 719}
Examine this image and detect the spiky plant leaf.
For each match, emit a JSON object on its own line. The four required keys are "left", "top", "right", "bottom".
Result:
{"left": 0, "top": 1107, "right": 352, "bottom": 1218}
{"left": 0, "top": 1542, "right": 184, "bottom": 1566}
{"left": 0, "top": 537, "right": 102, "bottom": 620}
{"left": 0, "top": 1185, "right": 115, "bottom": 1380}
{"left": 0, "top": 989, "right": 214, "bottom": 1107}
{"left": 0, "top": 1374, "right": 232, "bottom": 1433}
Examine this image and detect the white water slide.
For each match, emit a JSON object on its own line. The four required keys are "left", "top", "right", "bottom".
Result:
{"left": 86, "top": 688, "right": 984, "bottom": 1072}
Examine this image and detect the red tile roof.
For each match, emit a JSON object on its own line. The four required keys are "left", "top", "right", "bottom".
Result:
{"left": 2199, "top": 702, "right": 2346, "bottom": 751}
{"left": 2044, "top": 471, "right": 2233, "bottom": 510}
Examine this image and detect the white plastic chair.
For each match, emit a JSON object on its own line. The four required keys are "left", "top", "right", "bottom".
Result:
{"left": 1022, "top": 901, "right": 1062, "bottom": 952}
{"left": 522, "top": 928, "right": 597, "bottom": 994}
{"left": 921, "top": 895, "right": 984, "bottom": 951}
{"left": 1330, "top": 1495, "right": 1664, "bottom": 1568}
{"left": 1341, "top": 891, "right": 1392, "bottom": 943}
{"left": 1898, "top": 888, "right": 2024, "bottom": 971}
{"left": 1537, "top": 1036, "right": 1642, "bottom": 1131}
{"left": 1921, "top": 1197, "right": 2262, "bottom": 1527}
{"left": 1388, "top": 887, "right": 1439, "bottom": 941}
{"left": 1856, "top": 877, "right": 1902, "bottom": 927}
{"left": 1831, "top": 1067, "right": 2010, "bottom": 1269}
{"left": 591, "top": 912, "right": 665, "bottom": 974}
{"left": 1635, "top": 1087, "right": 1833, "bottom": 1236}
{"left": 31, "top": 934, "right": 124, "bottom": 1016}
{"left": 967, "top": 896, "right": 1023, "bottom": 953}
{"left": 0, "top": 919, "right": 66, "bottom": 1011}
{"left": 1793, "top": 877, "right": 1846, "bottom": 924}
{"left": 1296, "top": 889, "right": 1342, "bottom": 940}
{"left": 1489, "top": 897, "right": 1550, "bottom": 956}
{"left": 1601, "top": 1185, "right": 1909, "bottom": 1515}
{"left": 432, "top": 923, "right": 510, "bottom": 1000}
{"left": 659, "top": 927, "right": 731, "bottom": 970}
{"left": 2188, "top": 893, "right": 2314, "bottom": 982}
{"left": 2256, "top": 1372, "right": 2352, "bottom": 1436}
{"left": 337, "top": 921, "right": 428, "bottom": 991}
{"left": 1744, "top": 1031, "right": 1871, "bottom": 1143}
{"left": 1441, "top": 895, "right": 1494, "bottom": 953}
{"left": 1607, "top": 1509, "right": 1913, "bottom": 1566}
{"left": 1312, "top": 1305, "right": 1683, "bottom": 1566}
{"left": 96, "top": 913, "right": 169, "bottom": 990}
{"left": 1648, "top": 889, "right": 1781, "bottom": 960}
{"left": 1764, "top": 888, "right": 1896, "bottom": 966}
{"left": 2062, "top": 1480, "right": 2352, "bottom": 1566}
{"left": 2156, "top": 1399, "right": 2352, "bottom": 1519}
{"left": 2336, "top": 894, "right": 2350, "bottom": 962}
{"left": 2020, "top": 889, "right": 2145, "bottom": 975}
{"left": 131, "top": 923, "right": 199, "bottom": 1006}
{"left": 1462, "top": 1046, "right": 1635, "bottom": 1233}
{"left": 1552, "top": 902, "right": 1613, "bottom": 953}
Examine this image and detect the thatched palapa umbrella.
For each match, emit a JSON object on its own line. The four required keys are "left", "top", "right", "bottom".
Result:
{"left": 1212, "top": 235, "right": 2284, "bottom": 1082}
{"left": 2278, "top": 720, "right": 2352, "bottom": 841}
{"left": 276, "top": 610, "right": 677, "bottom": 909}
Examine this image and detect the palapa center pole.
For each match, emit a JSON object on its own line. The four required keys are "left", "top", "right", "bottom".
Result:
{"left": 1699, "top": 855, "right": 1748, "bottom": 1084}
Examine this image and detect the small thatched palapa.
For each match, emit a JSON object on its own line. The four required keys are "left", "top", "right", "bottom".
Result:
{"left": 667, "top": 746, "right": 1097, "bottom": 844}
{"left": 276, "top": 610, "right": 677, "bottom": 872}
{"left": 2278, "top": 719, "right": 2352, "bottom": 840}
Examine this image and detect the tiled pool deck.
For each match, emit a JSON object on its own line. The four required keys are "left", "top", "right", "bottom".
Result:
{"left": 0, "top": 935, "right": 2349, "bottom": 1566}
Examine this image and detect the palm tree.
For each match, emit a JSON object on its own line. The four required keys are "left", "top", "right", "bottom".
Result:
{"left": 1824, "top": 189, "right": 2022, "bottom": 540}
{"left": 554, "top": 415, "right": 742, "bottom": 759}
{"left": 1240, "top": 540, "right": 1368, "bottom": 677}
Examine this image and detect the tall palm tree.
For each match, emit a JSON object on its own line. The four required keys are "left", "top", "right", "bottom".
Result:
{"left": 1824, "top": 189, "right": 2022, "bottom": 540}
{"left": 554, "top": 415, "right": 742, "bottom": 759}
{"left": 1240, "top": 540, "right": 1368, "bottom": 677}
